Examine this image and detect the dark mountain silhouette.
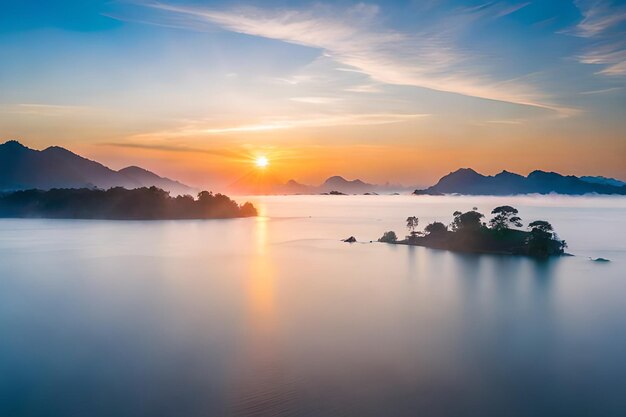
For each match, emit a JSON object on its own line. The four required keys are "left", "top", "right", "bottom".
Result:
{"left": 275, "top": 179, "right": 315, "bottom": 194}
{"left": 229, "top": 173, "right": 410, "bottom": 195}
{"left": 414, "top": 168, "right": 626, "bottom": 195}
{"left": 0, "top": 140, "right": 196, "bottom": 195}
{"left": 580, "top": 175, "right": 625, "bottom": 187}
{"left": 117, "top": 166, "right": 191, "bottom": 196}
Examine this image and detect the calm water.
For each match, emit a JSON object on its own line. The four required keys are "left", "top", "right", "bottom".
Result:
{"left": 1, "top": 195, "right": 625, "bottom": 417}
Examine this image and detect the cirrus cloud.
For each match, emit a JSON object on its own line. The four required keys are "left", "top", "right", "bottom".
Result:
{"left": 128, "top": 1, "right": 574, "bottom": 116}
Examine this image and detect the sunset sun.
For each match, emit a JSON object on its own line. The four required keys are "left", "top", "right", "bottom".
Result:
{"left": 255, "top": 156, "right": 269, "bottom": 168}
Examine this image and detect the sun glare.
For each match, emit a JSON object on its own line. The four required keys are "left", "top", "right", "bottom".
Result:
{"left": 255, "top": 156, "right": 269, "bottom": 168}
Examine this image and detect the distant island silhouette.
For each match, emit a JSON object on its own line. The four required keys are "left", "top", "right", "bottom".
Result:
{"left": 0, "top": 140, "right": 196, "bottom": 195}
{"left": 234, "top": 170, "right": 625, "bottom": 196}
{"left": 377, "top": 205, "right": 567, "bottom": 257}
{"left": 0, "top": 187, "right": 257, "bottom": 220}
{"left": 414, "top": 168, "right": 626, "bottom": 196}
{"left": 230, "top": 174, "right": 410, "bottom": 195}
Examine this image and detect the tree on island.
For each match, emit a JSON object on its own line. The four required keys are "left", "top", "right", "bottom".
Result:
{"left": 489, "top": 205, "right": 523, "bottom": 232}
{"left": 528, "top": 220, "right": 553, "bottom": 235}
{"left": 240, "top": 202, "right": 257, "bottom": 217}
{"left": 450, "top": 210, "right": 485, "bottom": 232}
{"left": 406, "top": 216, "right": 419, "bottom": 239}
{"left": 526, "top": 220, "right": 567, "bottom": 257}
{"left": 382, "top": 206, "right": 566, "bottom": 257}
{"left": 378, "top": 231, "right": 398, "bottom": 243}
{"left": 424, "top": 221, "right": 448, "bottom": 236}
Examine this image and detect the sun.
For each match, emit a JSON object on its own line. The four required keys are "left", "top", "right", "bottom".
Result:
{"left": 255, "top": 156, "right": 269, "bottom": 168}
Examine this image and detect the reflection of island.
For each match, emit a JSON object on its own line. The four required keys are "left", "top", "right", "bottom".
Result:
{"left": 378, "top": 206, "right": 567, "bottom": 257}
{"left": 0, "top": 187, "right": 257, "bottom": 220}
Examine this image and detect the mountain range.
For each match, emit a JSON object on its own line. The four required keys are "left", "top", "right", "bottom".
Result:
{"left": 0, "top": 140, "right": 195, "bottom": 195}
{"left": 414, "top": 168, "right": 626, "bottom": 196}
{"left": 256, "top": 176, "right": 410, "bottom": 195}
{"left": 2, "top": 141, "right": 624, "bottom": 196}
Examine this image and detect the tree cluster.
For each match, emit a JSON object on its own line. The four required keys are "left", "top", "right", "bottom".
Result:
{"left": 0, "top": 187, "right": 257, "bottom": 220}
{"left": 378, "top": 205, "right": 567, "bottom": 257}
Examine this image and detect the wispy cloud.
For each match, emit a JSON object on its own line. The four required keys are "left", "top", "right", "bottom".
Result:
{"left": 459, "top": 1, "right": 531, "bottom": 19}
{"left": 101, "top": 142, "right": 244, "bottom": 159}
{"left": 578, "top": 43, "right": 626, "bottom": 75}
{"left": 571, "top": 0, "right": 626, "bottom": 37}
{"left": 570, "top": 0, "right": 626, "bottom": 76}
{"left": 495, "top": 2, "right": 531, "bottom": 18}
{"left": 579, "top": 86, "right": 623, "bottom": 94}
{"left": 130, "top": 1, "right": 570, "bottom": 115}
{"left": 133, "top": 113, "right": 429, "bottom": 138}
{"left": 343, "top": 83, "right": 382, "bottom": 93}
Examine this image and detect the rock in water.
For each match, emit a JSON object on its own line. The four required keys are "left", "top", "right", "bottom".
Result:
{"left": 343, "top": 236, "right": 357, "bottom": 243}
{"left": 591, "top": 257, "right": 610, "bottom": 262}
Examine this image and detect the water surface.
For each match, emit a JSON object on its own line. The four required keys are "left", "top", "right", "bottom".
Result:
{"left": 1, "top": 195, "right": 625, "bottom": 416}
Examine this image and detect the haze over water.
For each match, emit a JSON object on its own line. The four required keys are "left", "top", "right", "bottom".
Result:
{"left": 1, "top": 195, "right": 625, "bottom": 417}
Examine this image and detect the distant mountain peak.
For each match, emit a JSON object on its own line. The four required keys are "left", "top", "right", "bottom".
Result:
{"left": 456, "top": 167, "right": 479, "bottom": 174}
{"left": 1, "top": 140, "right": 28, "bottom": 149}
{"left": 416, "top": 167, "right": 626, "bottom": 196}
{"left": 495, "top": 170, "right": 524, "bottom": 178}
{"left": 528, "top": 169, "right": 555, "bottom": 176}
{"left": 119, "top": 166, "right": 152, "bottom": 174}
{"left": 580, "top": 175, "right": 626, "bottom": 187}
{"left": 324, "top": 175, "right": 348, "bottom": 183}
{"left": 323, "top": 176, "right": 368, "bottom": 185}
{"left": 0, "top": 140, "right": 195, "bottom": 195}
{"left": 446, "top": 168, "right": 482, "bottom": 177}
{"left": 42, "top": 145, "right": 79, "bottom": 157}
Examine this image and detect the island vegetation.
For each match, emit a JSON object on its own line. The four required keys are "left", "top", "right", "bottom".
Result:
{"left": 378, "top": 205, "right": 567, "bottom": 257}
{"left": 0, "top": 187, "right": 257, "bottom": 220}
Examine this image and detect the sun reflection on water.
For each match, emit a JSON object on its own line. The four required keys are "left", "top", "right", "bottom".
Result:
{"left": 227, "top": 215, "right": 299, "bottom": 415}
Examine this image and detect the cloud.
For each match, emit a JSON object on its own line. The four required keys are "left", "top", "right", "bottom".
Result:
{"left": 570, "top": 0, "right": 626, "bottom": 76}
{"left": 135, "top": 113, "right": 430, "bottom": 138}
{"left": 459, "top": 1, "right": 530, "bottom": 19}
{"left": 100, "top": 141, "right": 244, "bottom": 159}
{"left": 579, "top": 86, "right": 623, "bottom": 94}
{"left": 343, "top": 83, "right": 382, "bottom": 93}
{"left": 571, "top": 0, "right": 626, "bottom": 37}
{"left": 598, "top": 61, "right": 626, "bottom": 75}
{"left": 494, "top": 2, "right": 531, "bottom": 18}
{"left": 133, "top": 1, "right": 570, "bottom": 115}
{"left": 578, "top": 42, "right": 626, "bottom": 75}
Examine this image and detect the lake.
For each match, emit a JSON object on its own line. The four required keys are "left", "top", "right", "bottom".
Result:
{"left": 1, "top": 195, "right": 625, "bottom": 417}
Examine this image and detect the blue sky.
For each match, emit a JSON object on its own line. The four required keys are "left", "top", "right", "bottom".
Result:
{"left": 0, "top": 0, "right": 624, "bottom": 185}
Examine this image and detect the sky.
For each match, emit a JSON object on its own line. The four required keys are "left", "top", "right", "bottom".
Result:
{"left": 0, "top": 0, "right": 625, "bottom": 189}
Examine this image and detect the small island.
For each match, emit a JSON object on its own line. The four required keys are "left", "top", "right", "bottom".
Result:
{"left": 378, "top": 206, "right": 567, "bottom": 257}
{"left": 0, "top": 187, "right": 257, "bottom": 220}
